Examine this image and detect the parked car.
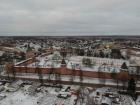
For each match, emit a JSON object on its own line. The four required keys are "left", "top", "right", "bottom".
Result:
{"left": 57, "top": 94, "right": 69, "bottom": 99}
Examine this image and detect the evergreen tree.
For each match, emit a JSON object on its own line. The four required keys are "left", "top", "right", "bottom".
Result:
{"left": 87, "top": 50, "right": 92, "bottom": 56}
{"left": 79, "top": 49, "right": 85, "bottom": 56}
{"left": 82, "top": 58, "right": 92, "bottom": 67}
{"left": 127, "top": 78, "right": 136, "bottom": 97}
{"left": 121, "top": 62, "right": 128, "bottom": 70}
{"left": 99, "top": 50, "right": 104, "bottom": 58}
{"left": 20, "top": 52, "right": 26, "bottom": 60}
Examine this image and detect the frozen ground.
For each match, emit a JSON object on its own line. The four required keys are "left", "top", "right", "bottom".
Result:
{"left": 76, "top": 87, "right": 136, "bottom": 105}
{"left": 67, "top": 56, "right": 129, "bottom": 73}
{"left": 0, "top": 90, "right": 39, "bottom": 105}
{"left": 0, "top": 80, "right": 138, "bottom": 105}
{"left": 0, "top": 82, "right": 79, "bottom": 105}
{"left": 15, "top": 55, "right": 129, "bottom": 73}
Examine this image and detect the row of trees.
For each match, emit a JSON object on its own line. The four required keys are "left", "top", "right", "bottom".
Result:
{"left": 75, "top": 48, "right": 126, "bottom": 59}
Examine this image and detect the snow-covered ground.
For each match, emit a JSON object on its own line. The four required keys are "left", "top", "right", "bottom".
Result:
{"left": 67, "top": 60, "right": 120, "bottom": 73}
{"left": 28, "top": 61, "right": 61, "bottom": 68}
{"left": 0, "top": 80, "right": 138, "bottom": 105}
{"left": 76, "top": 87, "right": 136, "bottom": 105}
{"left": 68, "top": 56, "right": 129, "bottom": 67}
{"left": 0, "top": 81, "right": 79, "bottom": 105}
{"left": 26, "top": 54, "right": 62, "bottom": 68}
{"left": 67, "top": 56, "right": 129, "bottom": 73}
{"left": 0, "top": 90, "right": 39, "bottom": 105}
{"left": 15, "top": 55, "right": 129, "bottom": 73}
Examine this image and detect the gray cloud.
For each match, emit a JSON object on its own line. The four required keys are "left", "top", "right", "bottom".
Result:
{"left": 0, "top": 0, "right": 140, "bottom": 36}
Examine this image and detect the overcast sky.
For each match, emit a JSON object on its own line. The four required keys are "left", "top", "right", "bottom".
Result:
{"left": 0, "top": 0, "right": 140, "bottom": 36}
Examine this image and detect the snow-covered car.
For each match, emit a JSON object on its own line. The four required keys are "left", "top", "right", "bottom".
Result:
{"left": 57, "top": 94, "right": 69, "bottom": 99}
{"left": 23, "top": 81, "right": 33, "bottom": 85}
{"left": 57, "top": 90, "right": 71, "bottom": 99}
